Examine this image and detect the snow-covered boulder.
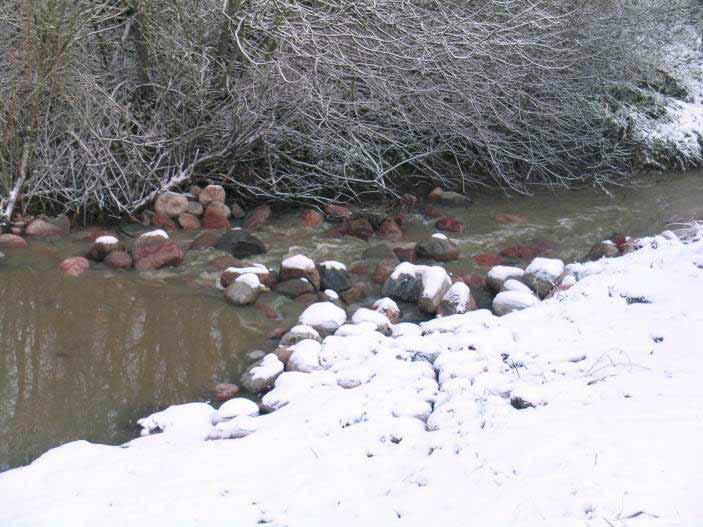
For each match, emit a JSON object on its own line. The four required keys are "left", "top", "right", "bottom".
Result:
{"left": 438, "top": 282, "right": 475, "bottom": 316}
{"left": 372, "top": 297, "right": 400, "bottom": 324}
{"left": 523, "top": 257, "right": 565, "bottom": 298}
{"left": 137, "top": 402, "right": 216, "bottom": 439}
{"left": 213, "top": 398, "right": 260, "bottom": 425}
{"left": 298, "top": 302, "right": 347, "bottom": 334}
{"left": 391, "top": 323, "right": 422, "bottom": 338}
{"left": 382, "top": 262, "right": 452, "bottom": 314}
{"left": 220, "top": 264, "right": 275, "bottom": 289}
{"left": 486, "top": 265, "right": 524, "bottom": 293}
{"left": 207, "top": 416, "right": 259, "bottom": 440}
{"left": 492, "top": 290, "right": 539, "bottom": 316}
{"left": 279, "top": 325, "right": 322, "bottom": 347}
{"left": 500, "top": 278, "right": 533, "bottom": 294}
{"left": 415, "top": 236, "right": 459, "bottom": 262}
{"left": 260, "top": 371, "right": 337, "bottom": 412}
{"left": 281, "top": 254, "right": 320, "bottom": 290}
{"left": 286, "top": 339, "right": 323, "bottom": 373}
{"left": 351, "top": 308, "right": 392, "bottom": 334}
{"left": 240, "top": 353, "right": 284, "bottom": 393}
{"left": 225, "top": 273, "right": 264, "bottom": 306}
{"left": 334, "top": 322, "right": 379, "bottom": 337}
{"left": 318, "top": 261, "right": 352, "bottom": 292}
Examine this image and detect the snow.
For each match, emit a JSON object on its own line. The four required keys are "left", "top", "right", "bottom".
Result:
{"left": 2, "top": 226, "right": 703, "bottom": 526}
{"left": 282, "top": 254, "right": 315, "bottom": 271}
{"left": 524, "top": 257, "right": 565, "bottom": 281}
{"left": 431, "top": 233, "right": 448, "bottom": 240}
{"left": 224, "top": 264, "right": 269, "bottom": 275}
{"left": 492, "top": 290, "right": 540, "bottom": 316}
{"left": 500, "top": 278, "right": 533, "bottom": 294}
{"left": 235, "top": 273, "right": 262, "bottom": 289}
{"left": 486, "top": 265, "right": 524, "bottom": 291}
{"left": 351, "top": 308, "right": 392, "bottom": 333}
{"left": 280, "top": 325, "right": 321, "bottom": 347}
{"left": 323, "top": 289, "right": 339, "bottom": 300}
{"left": 95, "top": 235, "right": 118, "bottom": 245}
{"left": 319, "top": 261, "right": 347, "bottom": 271}
{"left": 286, "top": 339, "right": 323, "bottom": 373}
{"left": 439, "top": 282, "right": 471, "bottom": 314}
{"left": 141, "top": 229, "right": 168, "bottom": 239}
{"left": 213, "top": 398, "right": 260, "bottom": 425}
{"left": 298, "top": 302, "right": 348, "bottom": 333}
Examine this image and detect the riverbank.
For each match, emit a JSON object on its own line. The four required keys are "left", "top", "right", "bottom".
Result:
{"left": 1, "top": 223, "right": 701, "bottom": 526}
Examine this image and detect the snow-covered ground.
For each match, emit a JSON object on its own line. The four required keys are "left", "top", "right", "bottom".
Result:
{"left": 1, "top": 227, "right": 703, "bottom": 526}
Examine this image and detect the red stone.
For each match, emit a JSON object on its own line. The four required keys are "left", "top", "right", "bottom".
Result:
{"left": 472, "top": 253, "right": 504, "bottom": 267}
{"left": 393, "top": 246, "right": 416, "bottom": 263}
{"left": 350, "top": 264, "right": 369, "bottom": 275}
{"left": 152, "top": 212, "right": 177, "bottom": 230}
{"left": 104, "top": 250, "right": 133, "bottom": 270}
{"left": 456, "top": 272, "right": 486, "bottom": 289}
{"left": 178, "top": 212, "right": 201, "bottom": 231}
{"left": 256, "top": 303, "right": 282, "bottom": 321}
{"left": 198, "top": 185, "right": 226, "bottom": 207}
{"left": 495, "top": 214, "right": 528, "bottom": 224}
{"left": 428, "top": 187, "right": 443, "bottom": 201}
{"left": 212, "top": 383, "right": 240, "bottom": 403}
{"left": 190, "top": 230, "right": 223, "bottom": 249}
{"left": 340, "top": 283, "right": 369, "bottom": 304}
{"left": 372, "top": 258, "right": 397, "bottom": 284}
{"left": 207, "top": 255, "right": 243, "bottom": 272}
{"left": 60, "top": 256, "right": 90, "bottom": 277}
{"left": 132, "top": 236, "right": 184, "bottom": 271}
{"left": 324, "top": 203, "right": 351, "bottom": 219}
{"left": 300, "top": 209, "right": 325, "bottom": 228}
{"left": 202, "top": 206, "right": 230, "bottom": 230}
{"left": 377, "top": 218, "right": 403, "bottom": 242}
{"left": 244, "top": 204, "right": 272, "bottom": 231}
{"left": 611, "top": 234, "right": 628, "bottom": 249}
{"left": 499, "top": 245, "right": 539, "bottom": 261}
{"left": 0, "top": 234, "right": 27, "bottom": 249}
{"left": 424, "top": 206, "right": 445, "bottom": 219}
{"left": 346, "top": 218, "right": 374, "bottom": 241}
{"left": 436, "top": 217, "right": 464, "bottom": 233}
{"left": 25, "top": 215, "right": 70, "bottom": 240}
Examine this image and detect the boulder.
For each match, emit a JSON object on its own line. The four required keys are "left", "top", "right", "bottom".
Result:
{"left": 351, "top": 308, "right": 392, "bottom": 334}
{"left": 286, "top": 339, "right": 323, "bottom": 373}
{"left": 202, "top": 205, "right": 230, "bottom": 230}
{"left": 154, "top": 191, "right": 189, "bottom": 218}
{"left": 152, "top": 212, "right": 177, "bottom": 230}
{"left": 472, "top": 253, "right": 504, "bottom": 267}
{"left": 372, "top": 258, "right": 397, "bottom": 284}
{"left": 25, "top": 215, "right": 70, "bottom": 240}
{"left": 132, "top": 230, "right": 184, "bottom": 271}
{"left": 318, "top": 261, "right": 351, "bottom": 292}
{"left": 191, "top": 230, "right": 223, "bottom": 250}
{"left": 372, "top": 297, "right": 401, "bottom": 324}
{"left": 340, "top": 282, "right": 370, "bottom": 304}
{"left": 0, "top": 234, "right": 27, "bottom": 249}
{"left": 280, "top": 325, "right": 322, "bottom": 347}
{"left": 212, "top": 383, "right": 241, "bottom": 404}
{"left": 240, "top": 353, "right": 284, "bottom": 394}
{"left": 60, "top": 256, "right": 90, "bottom": 277}
{"left": 300, "top": 209, "right": 325, "bottom": 228}
{"left": 225, "top": 274, "right": 264, "bottom": 305}
{"left": 274, "top": 278, "right": 316, "bottom": 298}
{"left": 215, "top": 229, "right": 266, "bottom": 258}
{"left": 346, "top": 217, "right": 374, "bottom": 241}
{"left": 280, "top": 254, "right": 320, "bottom": 290}
{"left": 298, "top": 302, "right": 347, "bottom": 334}
{"left": 363, "top": 244, "right": 397, "bottom": 261}
{"left": 435, "top": 217, "right": 464, "bottom": 233}
{"left": 486, "top": 265, "right": 525, "bottom": 293}
{"left": 198, "top": 185, "right": 226, "bottom": 207}
{"left": 244, "top": 204, "right": 271, "bottom": 231}
{"left": 378, "top": 218, "right": 403, "bottom": 241}
{"left": 177, "top": 213, "right": 201, "bottom": 231}
{"left": 415, "top": 237, "right": 459, "bottom": 262}
{"left": 104, "top": 250, "right": 133, "bottom": 270}
{"left": 87, "top": 235, "right": 120, "bottom": 262}
{"left": 221, "top": 264, "right": 275, "bottom": 289}
{"left": 438, "top": 282, "right": 476, "bottom": 316}
{"left": 585, "top": 240, "right": 620, "bottom": 261}
{"left": 324, "top": 203, "right": 351, "bottom": 219}
{"left": 382, "top": 262, "right": 452, "bottom": 314}
{"left": 186, "top": 201, "right": 204, "bottom": 217}
{"left": 428, "top": 188, "right": 472, "bottom": 207}
{"left": 212, "top": 397, "right": 259, "bottom": 424}
{"left": 492, "top": 290, "right": 539, "bottom": 316}
{"left": 523, "top": 257, "right": 565, "bottom": 298}
{"left": 500, "top": 278, "right": 533, "bottom": 294}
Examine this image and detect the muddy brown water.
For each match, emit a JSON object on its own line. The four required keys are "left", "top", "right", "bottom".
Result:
{"left": 1, "top": 171, "right": 702, "bottom": 470}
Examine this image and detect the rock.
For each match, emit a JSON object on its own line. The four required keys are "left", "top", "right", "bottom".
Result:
{"left": 177, "top": 213, "right": 201, "bottom": 231}
{"left": 221, "top": 264, "right": 275, "bottom": 288}
{"left": 428, "top": 187, "right": 443, "bottom": 201}
{"left": 500, "top": 278, "right": 533, "bottom": 294}
{"left": 225, "top": 274, "right": 264, "bottom": 305}
{"left": 60, "top": 256, "right": 90, "bottom": 277}
{"left": 436, "top": 217, "right": 464, "bottom": 233}
{"left": 318, "top": 261, "right": 351, "bottom": 292}
{"left": 215, "top": 229, "right": 266, "bottom": 258}
{"left": 280, "top": 325, "right": 322, "bottom": 347}
{"left": 346, "top": 218, "right": 374, "bottom": 241}
{"left": 378, "top": 218, "right": 403, "bottom": 241}
{"left": 300, "top": 209, "right": 325, "bottom": 228}
{"left": 349, "top": 263, "right": 369, "bottom": 275}
{"left": 382, "top": 262, "right": 452, "bottom": 314}
{"left": 208, "top": 255, "right": 244, "bottom": 272}
{"left": 202, "top": 205, "right": 231, "bottom": 230}
{"left": 213, "top": 397, "right": 258, "bottom": 424}
{"left": 186, "top": 200, "right": 204, "bottom": 217}
{"left": 87, "top": 235, "right": 120, "bottom": 261}
{"left": 415, "top": 237, "right": 459, "bottom": 262}
{"left": 240, "top": 353, "right": 284, "bottom": 394}
{"left": 455, "top": 272, "right": 485, "bottom": 289}
{"left": 324, "top": 203, "right": 351, "bottom": 219}
{"left": 372, "top": 258, "right": 397, "bottom": 284}
{"left": 287, "top": 340, "right": 323, "bottom": 373}
{"left": 486, "top": 265, "right": 525, "bottom": 293}
{"left": 522, "top": 257, "right": 565, "bottom": 298}
{"left": 190, "top": 230, "right": 223, "bottom": 250}
{"left": 585, "top": 240, "right": 620, "bottom": 261}
{"left": 212, "top": 383, "right": 241, "bottom": 404}
{"left": 207, "top": 415, "right": 259, "bottom": 440}
{"left": 428, "top": 188, "right": 472, "bottom": 207}
{"left": 499, "top": 244, "right": 539, "bottom": 261}
{"left": 351, "top": 308, "right": 392, "bottom": 334}
{"left": 424, "top": 206, "right": 445, "bottom": 219}
{"left": 295, "top": 293, "right": 319, "bottom": 306}
{"left": 492, "top": 290, "right": 539, "bottom": 316}
{"left": 0, "top": 250, "right": 4, "bottom": 263}
{"left": 280, "top": 254, "right": 320, "bottom": 290}
{"left": 438, "top": 282, "right": 476, "bottom": 316}
{"left": 495, "top": 214, "right": 528, "bottom": 224}
{"left": 340, "top": 282, "right": 370, "bottom": 304}
{"left": 152, "top": 212, "right": 177, "bottom": 230}
{"left": 25, "top": 215, "right": 70, "bottom": 240}
{"left": 230, "top": 202, "right": 246, "bottom": 219}
{"left": 132, "top": 230, "right": 184, "bottom": 271}
{"left": 208, "top": 201, "right": 232, "bottom": 219}
{"left": 104, "top": 250, "right": 133, "bottom": 270}
{"left": 472, "top": 253, "right": 504, "bottom": 267}
{"left": 198, "top": 185, "right": 226, "bottom": 207}
{"left": 393, "top": 245, "right": 416, "bottom": 263}
{"left": 154, "top": 192, "right": 188, "bottom": 218}
{"left": 401, "top": 193, "right": 418, "bottom": 207}
{"left": 372, "top": 297, "right": 401, "bottom": 324}
{"left": 298, "top": 302, "right": 347, "bottom": 334}
{"left": 274, "top": 278, "right": 316, "bottom": 298}
{"left": 190, "top": 185, "right": 203, "bottom": 199}
{"left": 0, "top": 234, "right": 27, "bottom": 249}
{"left": 363, "top": 244, "right": 397, "bottom": 261}
{"left": 244, "top": 205, "right": 271, "bottom": 231}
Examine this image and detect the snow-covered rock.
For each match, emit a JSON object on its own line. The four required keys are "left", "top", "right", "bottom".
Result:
{"left": 492, "top": 290, "right": 540, "bottom": 316}
{"left": 213, "top": 398, "right": 260, "bottom": 425}
{"left": 523, "top": 257, "right": 565, "bottom": 298}
{"left": 382, "top": 262, "right": 452, "bottom": 314}
{"left": 500, "top": 278, "right": 533, "bottom": 294}
{"left": 280, "top": 325, "right": 322, "bottom": 347}
{"left": 206, "top": 416, "right": 259, "bottom": 440}
{"left": 281, "top": 254, "right": 320, "bottom": 289}
{"left": 351, "top": 308, "right": 392, "bottom": 334}
{"left": 286, "top": 339, "right": 323, "bottom": 373}
{"left": 137, "top": 403, "right": 215, "bottom": 439}
{"left": 372, "top": 297, "right": 401, "bottom": 324}
{"left": 318, "top": 261, "right": 352, "bottom": 292}
{"left": 438, "top": 282, "right": 474, "bottom": 316}
{"left": 298, "top": 302, "right": 347, "bottom": 334}
{"left": 240, "top": 353, "right": 284, "bottom": 393}
{"left": 486, "top": 265, "right": 524, "bottom": 293}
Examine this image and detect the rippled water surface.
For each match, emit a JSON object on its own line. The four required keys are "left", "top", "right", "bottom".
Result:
{"left": 1, "top": 171, "right": 702, "bottom": 470}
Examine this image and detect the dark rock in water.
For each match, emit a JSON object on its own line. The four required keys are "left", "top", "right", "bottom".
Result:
{"left": 340, "top": 282, "right": 371, "bottom": 304}
{"left": 87, "top": 236, "right": 120, "bottom": 262}
{"left": 363, "top": 244, "right": 398, "bottom": 261}
{"left": 104, "top": 250, "right": 133, "bottom": 270}
{"left": 382, "top": 271, "right": 423, "bottom": 303}
{"left": 415, "top": 237, "right": 459, "bottom": 262}
{"left": 60, "top": 256, "right": 90, "bottom": 277}
{"left": 372, "top": 258, "right": 397, "bottom": 285}
{"left": 319, "top": 263, "right": 352, "bottom": 292}
{"left": 25, "top": 215, "right": 70, "bottom": 240}
{"left": 0, "top": 234, "right": 27, "bottom": 249}
{"left": 191, "top": 230, "right": 224, "bottom": 250}
{"left": 244, "top": 204, "right": 272, "bottom": 231}
{"left": 435, "top": 217, "right": 464, "bottom": 233}
{"left": 585, "top": 241, "right": 620, "bottom": 261}
{"left": 212, "top": 383, "right": 240, "bottom": 403}
{"left": 274, "top": 278, "right": 316, "bottom": 298}
{"left": 225, "top": 280, "right": 261, "bottom": 306}
{"left": 215, "top": 229, "right": 266, "bottom": 258}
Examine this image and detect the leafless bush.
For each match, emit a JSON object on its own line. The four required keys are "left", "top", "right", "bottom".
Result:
{"left": 0, "top": 0, "right": 698, "bottom": 225}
